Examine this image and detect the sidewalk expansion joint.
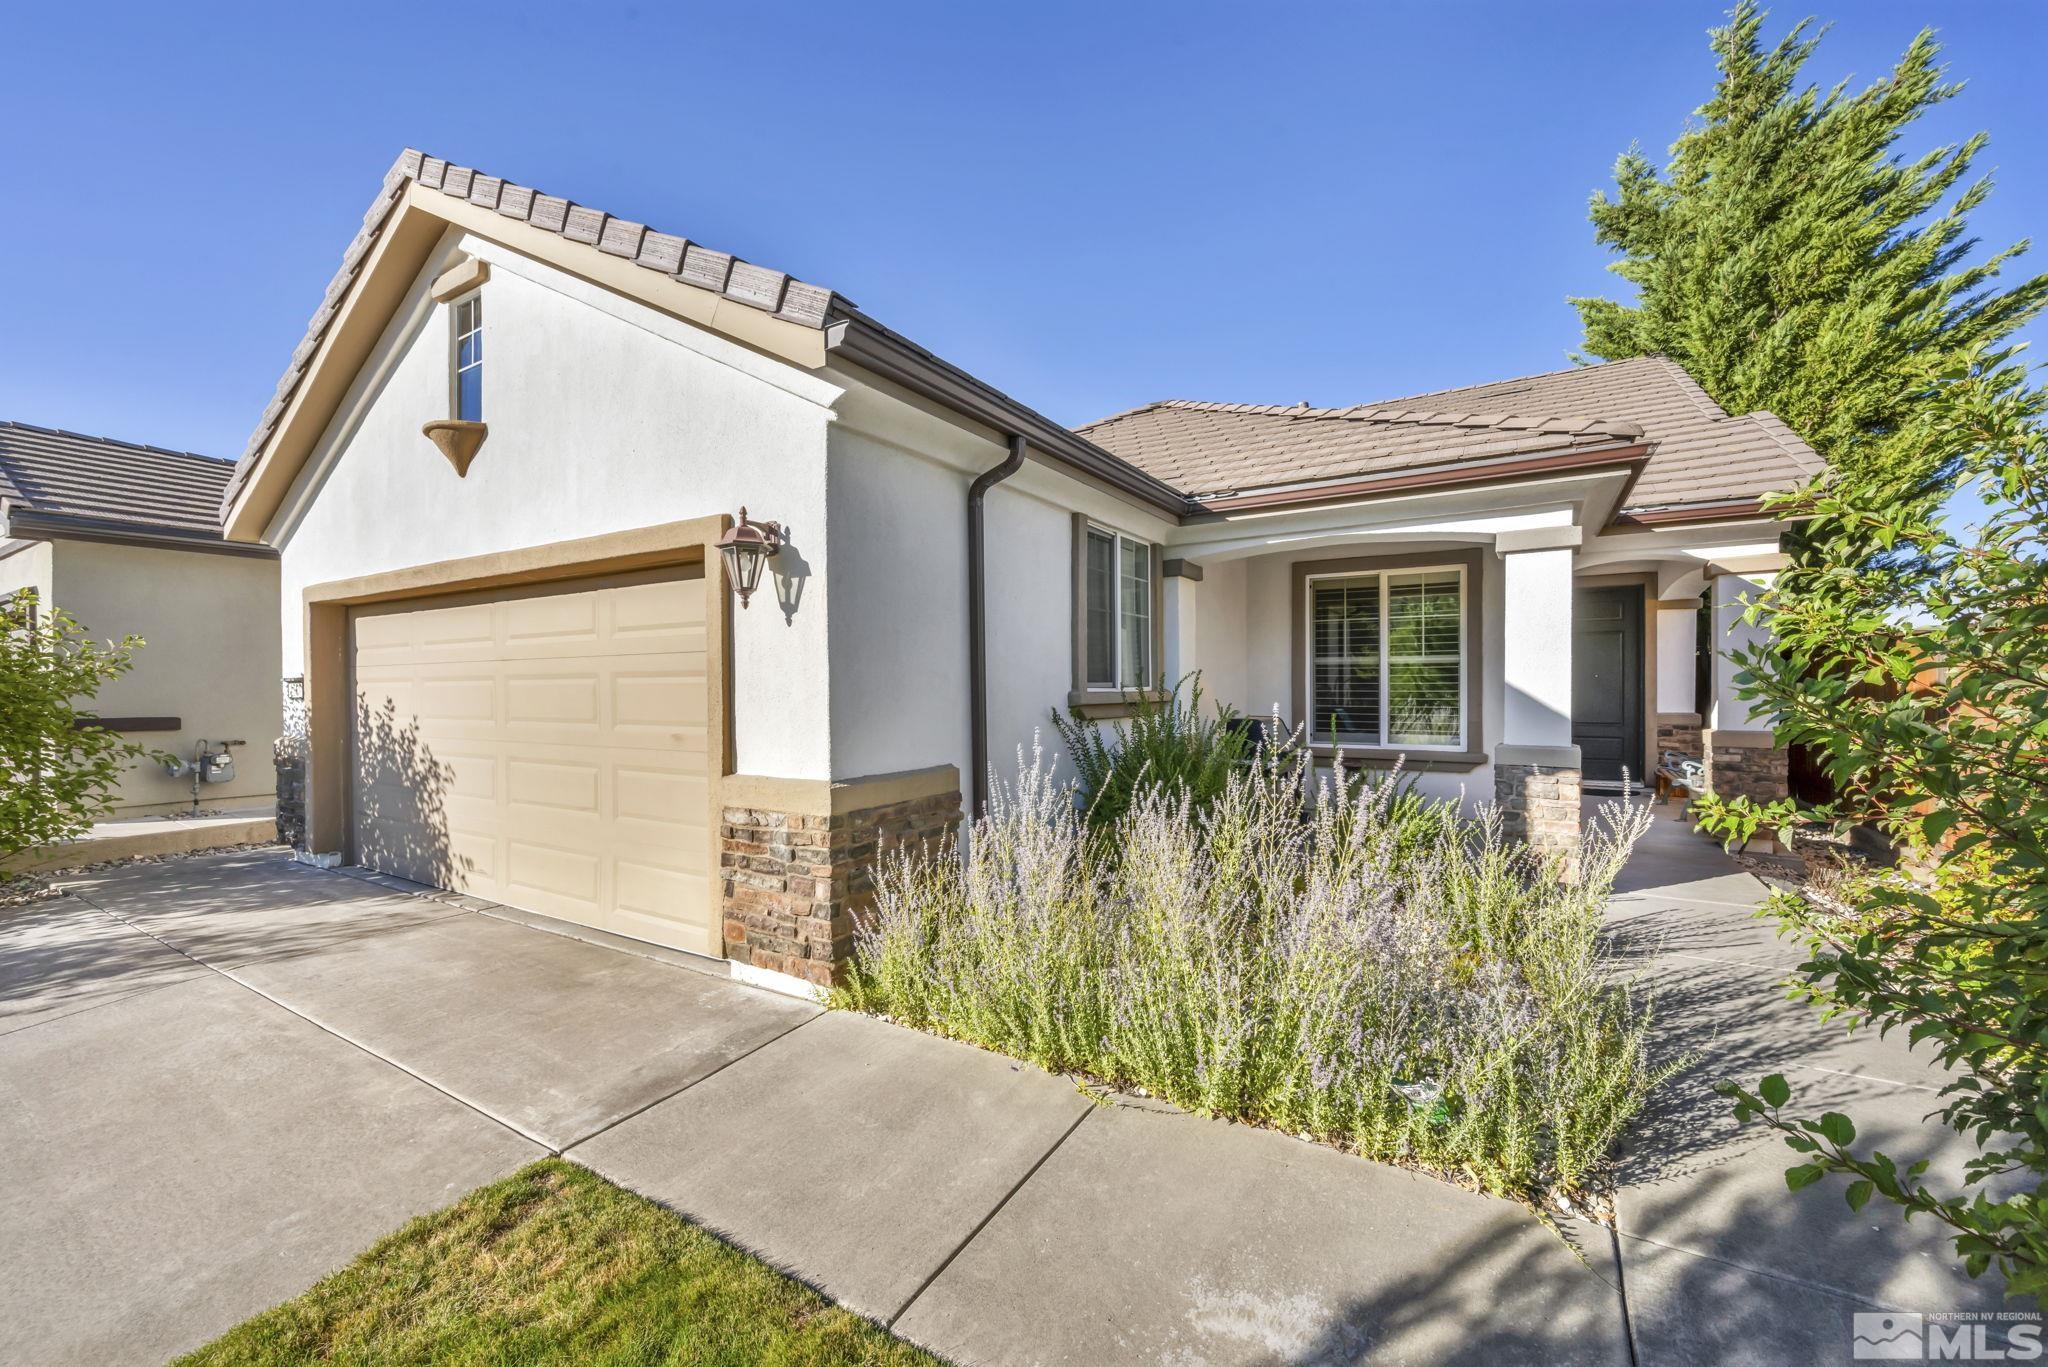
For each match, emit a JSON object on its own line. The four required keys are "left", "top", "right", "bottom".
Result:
{"left": 885, "top": 1101, "right": 1097, "bottom": 1331}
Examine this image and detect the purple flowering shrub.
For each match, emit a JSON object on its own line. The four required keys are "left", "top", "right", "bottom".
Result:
{"left": 838, "top": 737, "right": 1664, "bottom": 1202}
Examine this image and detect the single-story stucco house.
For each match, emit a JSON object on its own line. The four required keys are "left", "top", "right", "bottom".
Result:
{"left": 219, "top": 148, "right": 1818, "bottom": 995}
{"left": 1, "top": 422, "right": 282, "bottom": 815}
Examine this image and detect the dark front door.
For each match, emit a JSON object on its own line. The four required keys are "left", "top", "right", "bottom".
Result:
{"left": 1572, "top": 585, "right": 1645, "bottom": 786}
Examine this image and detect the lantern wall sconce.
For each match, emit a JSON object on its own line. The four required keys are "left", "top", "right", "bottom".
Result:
{"left": 716, "top": 507, "right": 783, "bottom": 609}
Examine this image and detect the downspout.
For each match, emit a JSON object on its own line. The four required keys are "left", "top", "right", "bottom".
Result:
{"left": 968, "top": 434, "right": 1028, "bottom": 819}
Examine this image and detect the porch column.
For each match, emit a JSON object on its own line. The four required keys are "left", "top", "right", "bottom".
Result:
{"left": 1494, "top": 529, "right": 1581, "bottom": 872}
{"left": 1702, "top": 571, "right": 1788, "bottom": 802}
{"left": 1162, "top": 557, "right": 1202, "bottom": 688}
{"left": 1653, "top": 596, "right": 1703, "bottom": 763}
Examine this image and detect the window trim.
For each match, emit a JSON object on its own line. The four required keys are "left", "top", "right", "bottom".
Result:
{"left": 1070, "top": 513, "right": 1165, "bottom": 711}
{"left": 1290, "top": 547, "right": 1487, "bottom": 768}
{"left": 450, "top": 290, "right": 483, "bottom": 423}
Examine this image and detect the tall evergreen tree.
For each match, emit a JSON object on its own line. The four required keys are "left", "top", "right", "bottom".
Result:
{"left": 1572, "top": 3, "right": 2048, "bottom": 509}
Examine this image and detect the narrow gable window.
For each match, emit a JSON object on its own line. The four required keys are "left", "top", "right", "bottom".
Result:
{"left": 1078, "top": 521, "right": 1158, "bottom": 694}
{"left": 453, "top": 294, "right": 483, "bottom": 422}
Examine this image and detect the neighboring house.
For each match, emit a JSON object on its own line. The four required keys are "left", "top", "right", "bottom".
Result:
{"left": 220, "top": 149, "right": 1817, "bottom": 994}
{"left": 0, "top": 422, "right": 282, "bottom": 815}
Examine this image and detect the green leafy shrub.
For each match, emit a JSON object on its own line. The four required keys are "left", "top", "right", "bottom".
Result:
{"left": 1689, "top": 793, "right": 1799, "bottom": 853}
{"left": 838, "top": 739, "right": 1666, "bottom": 1203}
{"left": 1717, "top": 350, "right": 2048, "bottom": 1297}
{"left": 1050, "top": 672, "right": 1251, "bottom": 828}
{"left": 1, "top": 591, "right": 153, "bottom": 865}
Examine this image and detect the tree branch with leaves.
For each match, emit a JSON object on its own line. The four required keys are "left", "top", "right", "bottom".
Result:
{"left": 1716, "top": 349, "right": 2048, "bottom": 1297}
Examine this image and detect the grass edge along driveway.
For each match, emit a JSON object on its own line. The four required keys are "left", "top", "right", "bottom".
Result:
{"left": 176, "top": 1158, "right": 937, "bottom": 1366}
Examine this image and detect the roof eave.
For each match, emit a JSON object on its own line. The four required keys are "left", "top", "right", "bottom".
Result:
{"left": 1186, "top": 442, "right": 1651, "bottom": 516}
{"left": 4, "top": 507, "right": 276, "bottom": 559}
{"left": 828, "top": 312, "right": 1199, "bottom": 519}
{"left": 1610, "top": 498, "right": 1804, "bottom": 529}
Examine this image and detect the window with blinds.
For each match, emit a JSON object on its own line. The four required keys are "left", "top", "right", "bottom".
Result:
{"left": 1307, "top": 566, "right": 1464, "bottom": 749}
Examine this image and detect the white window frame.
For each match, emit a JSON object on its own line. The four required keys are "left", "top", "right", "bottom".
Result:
{"left": 1081, "top": 523, "right": 1154, "bottom": 692}
{"left": 450, "top": 291, "right": 483, "bottom": 422}
{"left": 1302, "top": 562, "right": 1467, "bottom": 752}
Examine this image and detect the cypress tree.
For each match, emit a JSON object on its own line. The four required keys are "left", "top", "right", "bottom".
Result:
{"left": 1572, "top": 3, "right": 2048, "bottom": 510}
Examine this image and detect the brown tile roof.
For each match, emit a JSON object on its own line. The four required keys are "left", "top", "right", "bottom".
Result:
{"left": 230, "top": 148, "right": 1817, "bottom": 527}
{"left": 224, "top": 149, "right": 846, "bottom": 515}
{"left": 0, "top": 421, "right": 234, "bottom": 541}
{"left": 1078, "top": 356, "right": 1826, "bottom": 513}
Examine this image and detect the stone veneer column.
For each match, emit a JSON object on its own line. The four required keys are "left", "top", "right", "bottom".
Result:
{"left": 719, "top": 766, "right": 961, "bottom": 990}
{"left": 1495, "top": 530, "right": 1583, "bottom": 872}
{"left": 1703, "top": 730, "right": 1789, "bottom": 803}
{"left": 1655, "top": 715, "right": 1703, "bottom": 761}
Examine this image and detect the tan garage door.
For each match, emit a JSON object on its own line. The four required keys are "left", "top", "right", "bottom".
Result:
{"left": 348, "top": 565, "right": 714, "bottom": 955}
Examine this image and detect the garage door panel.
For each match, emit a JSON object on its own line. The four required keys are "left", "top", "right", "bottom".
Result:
{"left": 349, "top": 565, "right": 713, "bottom": 957}
{"left": 505, "top": 839, "right": 603, "bottom": 909}
{"left": 500, "top": 591, "right": 602, "bottom": 650}
{"left": 504, "top": 671, "right": 602, "bottom": 731}
{"left": 611, "top": 667, "right": 705, "bottom": 734}
{"left": 506, "top": 756, "right": 602, "bottom": 814}
{"left": 613, "top": 764, "right": 703, "bottom": 825}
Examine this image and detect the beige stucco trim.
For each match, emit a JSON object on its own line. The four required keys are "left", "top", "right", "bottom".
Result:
{"left": 722, "top": 764, "right": 961, "bottom": 818}
{"left": 298, "top": 517, "right": 734, "bottom": 895}
{"left": 429, "top": 256, "right": 489, "bottom": 302}
{"left": 226, "top": 183, "right": 830, "bottom": 545}
{"left": 1701, "top": 727, "right": 1780, "bottom": 749}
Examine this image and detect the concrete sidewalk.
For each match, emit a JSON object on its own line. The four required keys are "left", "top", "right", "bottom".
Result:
{"left": 1603, "top": 800, "right": 2014, "bottom": 1364}
{"left": 0, "top": 829, "right": 2006, "bottom": 1364}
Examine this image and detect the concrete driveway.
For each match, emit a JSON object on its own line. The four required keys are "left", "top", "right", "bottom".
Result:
{"left": 0, "top": 830, "right": 2007, "bottom": 1364}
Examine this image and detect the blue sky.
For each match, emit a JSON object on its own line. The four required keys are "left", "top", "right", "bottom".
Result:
{"left": 3, "top": 0, "right": 2043, "bottom": 502}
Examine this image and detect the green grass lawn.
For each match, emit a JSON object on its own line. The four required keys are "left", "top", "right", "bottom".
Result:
{"left": 177, "top": 1159, "right": 938, "bottom": 1366}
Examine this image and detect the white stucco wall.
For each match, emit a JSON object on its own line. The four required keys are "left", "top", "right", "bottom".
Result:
{"left": 1499, "top": 547, "right": 1575, "bottom": 748}
{"left": 1709, "top": 571, "right": 1775, "bottom": 731}
{"left": 0, "top": 538, "right": 54, "bottom": 605}
{"left": 267, "top": 231, "right": 843, "bottom": 781}
{"left": 823, "top": 374, "right": 1176, "bottom": 792}
{"left": 1191, "top": 558, "right": 1248, "bottom": 714}
{"left": 48, "top": 540, "right": 281, "bottom": 813}
{"left": 1656, "top": 604, "right": 1699, "bottom": 714}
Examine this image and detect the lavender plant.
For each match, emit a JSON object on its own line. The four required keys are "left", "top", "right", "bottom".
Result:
{"left": 838, "top": 738, "right": 1662, "bottom": 1202}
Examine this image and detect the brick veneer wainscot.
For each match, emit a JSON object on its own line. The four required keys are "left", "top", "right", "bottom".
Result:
{"left": 721, "top": 788, "right": 961, "bottom": 987}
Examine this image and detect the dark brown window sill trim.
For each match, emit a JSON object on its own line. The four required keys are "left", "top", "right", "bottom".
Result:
{"left": 1307, "top": 745, "right": 1489, "bottom": 773}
